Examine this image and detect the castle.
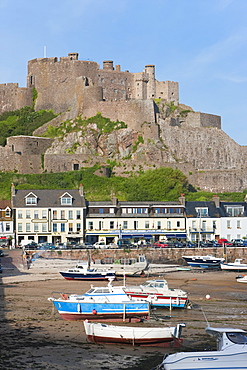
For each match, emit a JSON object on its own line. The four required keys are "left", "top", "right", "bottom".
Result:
{"left": 0, "top": 53, "right": 246, "bottom": 193}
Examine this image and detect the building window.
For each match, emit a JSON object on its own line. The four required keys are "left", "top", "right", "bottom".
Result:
{"left": 137, "top": 208, "right": 142, "bottom": 214}
{"left": 26, "top": 223, "right": 31, "bottom": 232}
{"left": 144, "top": 208, "right": 148, "bottom": 214}
{"left": 88, "top": 221, "right": 93, "bottom": 230}
{"left": 5, "top": 208, "right": 11, "bottom": 217}
{"left": 26, "top": 196, "right": 37, "bottom": 205}
{"left": 99, "top": 221, "right": 103, "bottom": 230}
{"left": 53, "top": 210, "right": 57, "bottom": 219}
{"left": 26, "top": 210, "right": 31, "bottom": 219}
{"left": 123, "top": 221, "right": 128, "bottom": 229}
{"left": 177, "top": 221, "right": 180, "bottom": 228}
{"left": 226, "top": 207, "right": 244, "bottom": 217}
{"left": 76, "top": 210, "right": 81, "bottom": 219}
{"left": 157, "top": 221, "right": 161, "bottom": 229}
{"left": 196, "top": 208, "right": 208, "bottom": 217}
{"left": 42, "top": 224, "right": 47, "bottom": 232}
{"left": 73, "top": 163, "right": 79, "bottom": 170}
{"left": 34, "top": 223, "right": 39, "bottom": 232}
{"left": 42, "top": 210, "right": 47, "bottom": 219}
{"left": 213, "top": 221, "right": 216, "bottom": 229}
{"left": 76, "top": 223, "right": 81, "bottom": 232}
{"left": 69, "top": 223, "right": 73, "bottom": 232}
{"left": 155, "top": 208, "right": 160, "bottom": 214}
{"left": 227, "top": 234, "right": 231, "bottom": 241}
{"left": 110, "top": 221, "right": 114, "bottom": 229}
{"left": 61, "top": 195, "right": 72, "bottom": 205}
{"left": 237, "top": 220, "right": 241, "bottom": 229}
{"left": 34, "top": 211, "right": 39, "bottom": 219}
{"left": 110, "top": 208, "right": 114, "bottom": 214}
{"left": 227, "top": 220, "right": 231, "bottom": 229}
{"left": 167, "top": 221, "right": 171, "bottom": 230}
{"left": 61, "top": 223, "right": 65, "bottom": 232}
{"left": 202, "top": 221, "right": 206, "bottom": 231}
{"left": 6, "top": 223, "right": 10, "bottom": 231}
{"left": 53, "top": 223, "right": 57, "bottom": 232}
{"left": 18, "top": 211, "right": 23, "bottom": 219}
{"left": 99, "top": 208, "right": 104, "bottom": 214}
{"left": 61, "top": 210, "right": 65, "bottom": 219}
{"left": 68, "top": 210, "right": 73, "bottom": 219}
{"left": 128, "top": 208, "right": 132, "bottom": 214}
{"left": 122, "top": 208, "right": 126, "bottom": 213}
{"left": 145, "top": 221, "right": 149, "bottom": 229}
{"left": 18, "top": 223, "right": 22, "bottom": 232}
{"left": 192, "top": 221, "right": 196, "bottom": 229}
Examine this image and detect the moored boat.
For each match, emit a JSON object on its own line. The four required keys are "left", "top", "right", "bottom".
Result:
{"left": 236, "top": 275, "right": 247, "bottom": 283}
{"left": 220, "top": 259, "right": 247, "bottom": 271}
{"left": 48, "top": 280, "right": 150, "bottom": 322}
{"left": 124, "top": 279, "right": 189, "bottom": 309}
{"left": 93, "top": 254, "right": 149, "bottom": 276}
{"left": 59, "top": 263, "right": 116, "bottom": 281}
{"left": 154, "top": 326, "right": 247, "bottom": 369}
{"left": 182, "top": 255, "right": 225, "bottom": 269}
{"left": 83, "top": 321, "right": 186, "bottom": 347}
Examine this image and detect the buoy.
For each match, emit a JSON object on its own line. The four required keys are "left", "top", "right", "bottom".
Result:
{"left": 92, "top": 309, "right": 97, "bottom": 315}
{"left": 61, "top": 294, "right": 68, "bottom": 300}
{"left": 206, "top": 294, "right": 211, "bottom": 300}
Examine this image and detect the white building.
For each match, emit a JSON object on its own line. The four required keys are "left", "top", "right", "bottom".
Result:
{"left": 11, "top": 184, "right": 86, "bottom": 246}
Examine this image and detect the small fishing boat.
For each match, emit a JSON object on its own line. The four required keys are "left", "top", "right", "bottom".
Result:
{"left": 220, "top": 259, "right": 247, "bottom": 271}
{"left": 182, "top": 255, "right": 225, "bottom": 269}
{"left": 59, "top": 263, "right": 116, "bottom": 281}
{"left": 48, "top": 279, "right": 150, "bottom": 322}
{"left": 125, "top": 280, "right": 189, "bottom": 309}
{"left": 83, "top": 321, "right": 186, "bottom": 347}
{"left": 236, "top": 275, "right": 247, "bottom": 283}
{"left": 93, "top": 254, "right": 149, "bottom": 276}
{"left": 154, "top": 326, "right": 247, "bottom": 369}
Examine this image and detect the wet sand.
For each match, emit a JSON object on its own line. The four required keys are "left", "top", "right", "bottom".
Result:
{"left": 1, "top": 250, "right": 247, "bottom": 369}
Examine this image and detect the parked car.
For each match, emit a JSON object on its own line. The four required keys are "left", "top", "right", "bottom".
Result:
{"left": 231, "top": 239, "right": 246, "bottom": 246}
{"left": 107, "top": 243, "right": 118, "bottom": 249}
{"left": 93, "top": 241, "right": 108, "bottom": 249}
{"left": 217, "top": 239, "right": 233, "bottom": 246}
{"left": 81, "top": 242, "right": 94, "bottom": 249}
{"left": 153, "top": 241, "right": 169, "bottom": 248}
{"left": 38, "top": 243, "right": 56, "bottom": 250}
{"left": 0, "top": 249, "right": 4, "bottom": 257}
{"left": 56, "top": 243, "right": 67, "bottom": 249}
{"left": 206, "top": 240, "right": 220, "bottom": 247}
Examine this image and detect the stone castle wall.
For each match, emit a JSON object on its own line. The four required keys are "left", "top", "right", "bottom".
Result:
{"left": 0, "top": 83, "right": 32, "bottom": 114}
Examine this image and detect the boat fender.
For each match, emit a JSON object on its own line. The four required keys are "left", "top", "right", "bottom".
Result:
{"left": 61, "top": 294, "right": 68, "bottom": 300}
{"left": 92, "top": 309, "right": 97, "bottom": 315}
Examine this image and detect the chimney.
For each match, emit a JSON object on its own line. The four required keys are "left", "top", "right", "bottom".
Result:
{"left": 212, "top": 195, "right": 220, "bottom": 208}
{"left": 11, "top": 183, "right": 15, "bottom": 197}
{"left": 79, "top": 183, "right": 84, "bottom": 197}
{"left": 179, "top": 193, "right": 185, "bottom": 206}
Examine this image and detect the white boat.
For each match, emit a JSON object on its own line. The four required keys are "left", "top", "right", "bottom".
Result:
{"left": 182, "top": 255, "right": 225, "bottom": 269}
{"left": 83, "top": 321, "right": 186, "bottom": 347}
{"left": 59, "top": 263, "right": 116, "bottom": 281}
{"left": 236, "top": 275, "right": 247, "bottom": 283}
{"left": 221, "top": 259, "right": 247, "bottom": 271}
{"left": 93, "top": 254, "right": 149, "bottom": 276}
{"left": 124, "top": 279, "right": 189, "bottom": 309}
{"left": 154, "top": 326, "right": 247, "bottom": 369}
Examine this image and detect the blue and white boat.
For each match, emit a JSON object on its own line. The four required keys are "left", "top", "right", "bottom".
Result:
{"left": 48, "top": 280, "right": 150, "bottom": 322}
{"left": 154, "top": 326, "right": 247, "bottom": 370}
{"left": 59, "top": 263, "right": 116, "bottom": 281}
{"left": 182, "top": 255, "right": 225, "bottom": 269}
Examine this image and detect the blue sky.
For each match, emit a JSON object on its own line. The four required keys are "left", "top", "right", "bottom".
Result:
{"left": 0, "top": 0, "right": 246, "bottom": 145}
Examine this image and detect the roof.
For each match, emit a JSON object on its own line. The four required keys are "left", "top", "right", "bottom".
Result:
{"left": 185, "top": 201, "right": 222, "bottom": 218}
{"left": 0, "top": 200, "right": 11, "bottom": 209}
{"left": 12, "top": 189, "right": 86, "bottom": 208}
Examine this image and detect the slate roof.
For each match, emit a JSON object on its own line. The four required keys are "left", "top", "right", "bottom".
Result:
{"left": 0, "top": 200, "right": 11, "bottom": 209}
{"left": 185, "top": 201, "right": 222, "bottom": 218}
{"left": 219, "top": 201, "right": 247, "bottom": 217}
{"left": 12, "top": 189, "right": 86, "bottom": 208}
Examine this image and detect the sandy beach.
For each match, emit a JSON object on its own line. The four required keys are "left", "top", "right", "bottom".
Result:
{"left": 1, "top": 249, "right": 247, "bottom": 369}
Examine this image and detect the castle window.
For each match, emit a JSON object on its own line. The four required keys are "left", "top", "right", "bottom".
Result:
{"left": 73, "top": 164, "right": 79, "bottom": 170}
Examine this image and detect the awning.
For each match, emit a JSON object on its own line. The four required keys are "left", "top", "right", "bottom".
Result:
{"left": 165, "top": 233, "right": 187, "bottom": 238}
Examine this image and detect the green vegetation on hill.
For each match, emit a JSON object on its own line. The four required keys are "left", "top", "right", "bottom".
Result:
{"left": 0, "top": 167, "right": 246, "bottom": 202}
{"left": 0, "top": 106, "right": 57, "bottom": 146}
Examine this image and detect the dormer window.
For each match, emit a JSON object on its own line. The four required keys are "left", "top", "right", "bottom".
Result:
{"left": 25, "top": 192, "right": 37, "bottom": 205}
{"left": 61, "top": 193, "right": 72, "bottom": 205}
{"left": 5, "top": 207, "right": 11, "bottom": 217}
{"left": 196, "top": 207, "right": 208, "bottom": 217}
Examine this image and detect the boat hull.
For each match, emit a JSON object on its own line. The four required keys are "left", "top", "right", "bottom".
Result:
{"left": 125, "top": 292, "right": 188, "bottom": 308}
{"left": 60, "top": 271, "right": 116, "bottom": 280}
{"left": 51, "top": 300, "right": 150, "bottom": 321}
{"left": 183, "top": 256, "right": 223, "bottom": 269}
{"left": 161, "top": 350, "right": 247, "bottom": 369}
{"left": 221, "top": 264, "right": 247, "bottom": 271}
{"left": 84, "top": 322, "right": 183, "bottom": 347}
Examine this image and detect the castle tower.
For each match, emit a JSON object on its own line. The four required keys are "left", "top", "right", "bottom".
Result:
{"left": 103, "top": 61, "right": 114, "bottom": 70}
{"left": 144, "top": 65, "right": 156, "bottom": 99}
